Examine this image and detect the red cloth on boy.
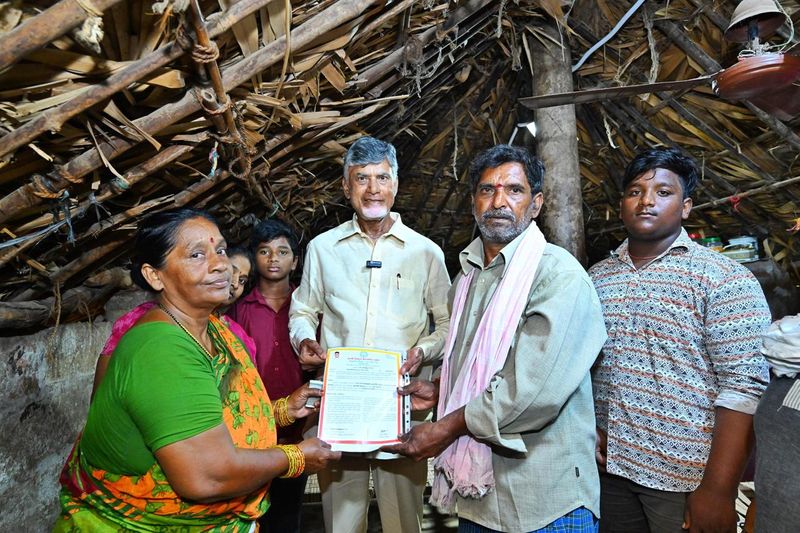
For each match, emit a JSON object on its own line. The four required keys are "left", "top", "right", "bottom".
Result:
{"left": 227, "top": 285, "right": 304, "bottom": 442}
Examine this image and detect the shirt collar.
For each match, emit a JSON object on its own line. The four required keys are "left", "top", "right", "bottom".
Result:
{"left": 240, "top": 284, "right": 295, "bottom": 307}
{"left": 337, "top": 212, "right": 408, "bottom": 243}
{"left": 458, "top": 224, "right": 532, "bottom": 276}
{"left": 612, "top": 227, "right": 692, "bottom": 265}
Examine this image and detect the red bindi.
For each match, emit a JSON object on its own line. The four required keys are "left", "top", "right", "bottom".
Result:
{"left": 210, "top": 237, "right": 215, "bottom": 243}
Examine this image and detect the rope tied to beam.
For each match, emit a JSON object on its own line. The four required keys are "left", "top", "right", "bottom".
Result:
{"left": 729, "top": 194, "right": 742, "bottom": 213}
{"left": 174, "top": 18, "right": 219, "bottom": 64}
{"left": 30, "top": 174, "right": 62, "bottom": 200}
{"left": 400, "top": 32, "right": 460, "bottom": 96}
{"left": 249, "top": 167, "right": 280, "bottom": 211}
{"left": 54, "top": 191, "right": 76, "bottom": 244}
{"left": 62, "top": 193, "right": 75, "bottom": 244}
{"left": 176, "top": 22, "right": 194, "bottom": 51}
{"left": 200, "top": 94, "right": 232, "bottom": 116}
{"left": 87, "top": 192, "right": 111, "bottom": 221}
{"left": 192, "top": 41, "right": 220, "bottom": 64}
{"left": 0, "top": 190, "right": 111, "bottom": 251}
{"left": 227, "top": 106, "right": 253, "bottom": 181}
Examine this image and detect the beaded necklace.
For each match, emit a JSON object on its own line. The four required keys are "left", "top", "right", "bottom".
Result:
{"left": 158, "top": 303, "right": 215, "bottom": 359}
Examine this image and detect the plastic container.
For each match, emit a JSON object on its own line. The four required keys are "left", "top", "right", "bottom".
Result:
{"left": 699, "top": 236, "right": 724, "bottom": 252}
{"left": 722, "top": 235, "right": 759, "bottom": 263}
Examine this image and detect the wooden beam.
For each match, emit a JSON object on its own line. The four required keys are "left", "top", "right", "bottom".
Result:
{"left": 518, "top": 76, "right": 714, "bottom": 110}
{"left": 0, "top": 267, "right": 130, "bottom": 331}
{"left": 530, "top": 18, "right": 586, "bottom": 264}
{"left": 0, "top": 0, "right": 124, "bottom": 71}
{"left": 352, "top": 0, "right": 497, "bottom": 91}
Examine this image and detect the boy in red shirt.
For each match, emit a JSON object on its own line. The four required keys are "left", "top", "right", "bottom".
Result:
{"left": 227, "top": 218, "right": 306, "bottom": 532}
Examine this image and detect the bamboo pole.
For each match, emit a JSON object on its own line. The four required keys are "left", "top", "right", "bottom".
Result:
{"left": 0, "top": 0, "right": 124, "bottom": 71}
{"left": 692, "top": 176, "right": 800, "bottom": 210}
{"left": 186, "top": 0, "right": 241, "bottom": 141}
{"left": 83, "top": 196, "right": 172, "bottom": 238}
{"left": 350, "top": 0, "right": 417, "bottom": 50}
{"left": 0, "top": 0, "right": 379, "bottom": 226}
{"left": 11, "top": 236, "right": 129, "bottom": 302}
{"left": 0, "top": 0, "right": 273, "bottom": 160}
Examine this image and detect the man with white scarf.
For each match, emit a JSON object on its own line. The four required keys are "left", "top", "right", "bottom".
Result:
{"left": 384, "top": 145, "right": 607, "bottom": 533}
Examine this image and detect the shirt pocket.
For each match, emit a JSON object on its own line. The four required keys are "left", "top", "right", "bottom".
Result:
{"left": 387, "top": 277, "right": 423, "bottom": 329}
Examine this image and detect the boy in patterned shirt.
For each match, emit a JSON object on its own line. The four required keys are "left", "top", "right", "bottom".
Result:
{"left": 590, "top": 147, "right": 770, "bottom": 533}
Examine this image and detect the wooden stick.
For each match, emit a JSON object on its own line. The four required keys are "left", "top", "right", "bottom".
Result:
{"left": 15, "top": 171, "right": 229, "bottom": 302}
{"left": 186, "top": 0, "right": 241, "bottom": 141}
{"left": 51, "top": 237, "right": 128, "bottom": 285}
{"left": 0, "top": 0, "right": 124, "bottom": 71}
{"left": 0, "top": 268, "right": 130, "bottom": 330}
{"left": 0, "top": 0, "right": 379, "bottom": 226}
{"left": 353, "top": 0, "right": 496, "bottom": 90}
{"left": 13, "top": 133, "right": 209, "bottom": 235}
{"left": 0, "top": 0, "right": 273, "bottom": 160}
{"left": 692, "top": 176, "right": 800, "bottom": 210}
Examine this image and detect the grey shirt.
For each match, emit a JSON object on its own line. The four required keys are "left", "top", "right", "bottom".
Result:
{"left": 448, "top": 228, "right": 607, "bottom": 532}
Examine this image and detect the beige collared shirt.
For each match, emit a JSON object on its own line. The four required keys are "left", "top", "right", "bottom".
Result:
{"left": 446, "top": 227, "right": 607, "bottom": 531}
{"left": 290, "top": 211, "right": 450, "bottom": 364}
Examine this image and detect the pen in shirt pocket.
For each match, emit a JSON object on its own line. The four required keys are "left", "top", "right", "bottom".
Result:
{"left": 396, "top": 273, "right": 401, "bottom": 290}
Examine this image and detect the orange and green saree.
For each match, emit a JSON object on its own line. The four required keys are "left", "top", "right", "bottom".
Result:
{"left": 54, "top": 315, "right": 276, "bottom": 532}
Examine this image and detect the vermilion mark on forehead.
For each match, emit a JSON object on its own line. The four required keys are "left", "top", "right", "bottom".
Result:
{"left": 210, "top": 237, "right": 215, "bottom": 243}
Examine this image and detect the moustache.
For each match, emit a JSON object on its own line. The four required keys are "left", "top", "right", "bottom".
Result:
{"left": 481, "top": 209, "right": 515, "bottom": 222}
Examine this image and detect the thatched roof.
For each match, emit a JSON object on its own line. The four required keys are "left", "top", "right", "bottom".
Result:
{"left": 0, "top": 0, "right": 798, "bottom": 331}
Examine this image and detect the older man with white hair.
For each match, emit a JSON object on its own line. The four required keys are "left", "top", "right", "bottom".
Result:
{"left": 289, "top": 136, "right": 451, "bottom": 533}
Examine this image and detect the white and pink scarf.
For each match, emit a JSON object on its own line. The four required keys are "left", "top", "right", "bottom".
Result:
{"left": 431, "top": 222, "right": 546, "bottom": 513}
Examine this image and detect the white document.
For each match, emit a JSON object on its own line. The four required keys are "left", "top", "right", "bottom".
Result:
{"left": 318, "top": 347, "right": 410, "bottom": 452}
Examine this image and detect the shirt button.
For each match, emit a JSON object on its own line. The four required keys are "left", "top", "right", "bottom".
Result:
{"left": 274, "top": 341, "right": 279, "bottom": 346}
{"left": 366, "top": 342, "right": 372, "bottom": 346}
{"left": 274, "top": 367, "right": 280, "bottom": 372}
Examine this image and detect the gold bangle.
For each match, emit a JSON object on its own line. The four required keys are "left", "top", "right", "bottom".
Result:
{"left": 275, "top": 444, "right": 305, "bottom": 478}
{"left": 274, "top": 396, "right": 296, "bottom": 427}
